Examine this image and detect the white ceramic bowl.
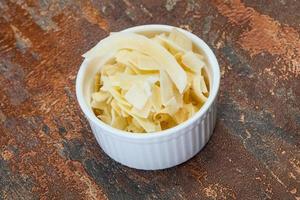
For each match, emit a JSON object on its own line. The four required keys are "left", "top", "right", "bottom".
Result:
{"left": 76, "top": 25, "right": 220, "bottom": 170}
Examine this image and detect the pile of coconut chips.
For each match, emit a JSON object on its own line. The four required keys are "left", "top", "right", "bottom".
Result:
{"left": 83, "top": 29, "right": 209, "bottom": 133}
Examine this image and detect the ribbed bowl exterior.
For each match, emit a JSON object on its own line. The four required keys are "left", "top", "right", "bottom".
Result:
{"left": 88, "top": 100, "right": 217, "bottom": 170}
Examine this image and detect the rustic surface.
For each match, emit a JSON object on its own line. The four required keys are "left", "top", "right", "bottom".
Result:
{"left": 0, "top": 0, "right": 299, "bottom": 199}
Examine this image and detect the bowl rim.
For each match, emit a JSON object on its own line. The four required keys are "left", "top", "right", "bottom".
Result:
{"left": 76, "top": 24, "right": 220, "bottom": 140}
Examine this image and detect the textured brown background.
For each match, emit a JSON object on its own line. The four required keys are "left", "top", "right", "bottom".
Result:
{"left": 0, "top": 0, "right": 299, "bottom": 199}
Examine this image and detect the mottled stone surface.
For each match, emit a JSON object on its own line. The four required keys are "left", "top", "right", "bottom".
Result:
{"left": 0, "top": 0, "right": 299, "bottom": 199}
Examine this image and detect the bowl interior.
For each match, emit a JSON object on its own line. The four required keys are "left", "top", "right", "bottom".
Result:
{"left": 76, "top": 24, "right": 220, "bottom": 138}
